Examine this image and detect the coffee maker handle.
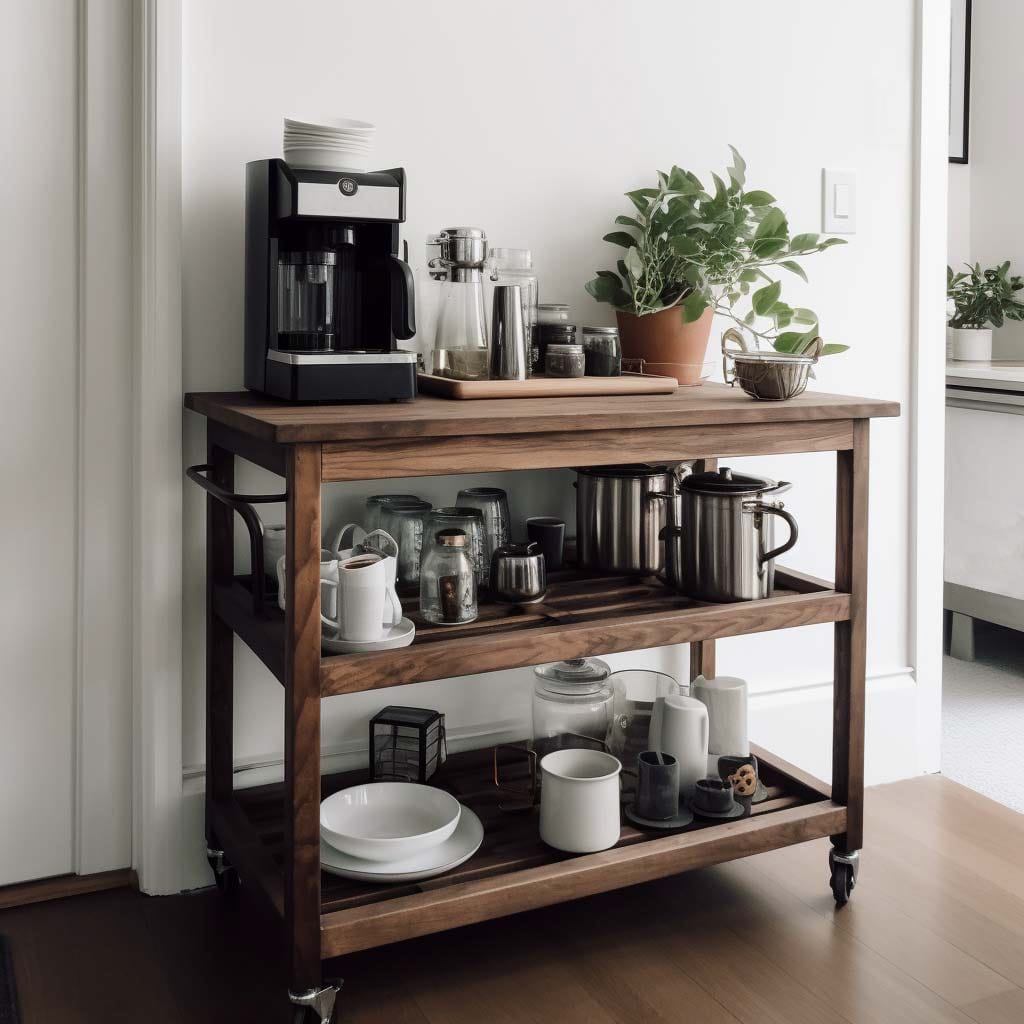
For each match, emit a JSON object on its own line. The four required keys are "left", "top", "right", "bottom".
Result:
{"left": 389, "top": 254, "right": 416, "bottom": 340}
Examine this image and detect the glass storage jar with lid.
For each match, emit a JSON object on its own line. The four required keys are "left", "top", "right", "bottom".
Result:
{"left": 545, "top": 342, "right": 585, "bottom": 378}
{"left": 419, "top": 528, "right": 478, "bottom": 625}
{"left": 532, "top": 658, "right": 614, "bottom": 760}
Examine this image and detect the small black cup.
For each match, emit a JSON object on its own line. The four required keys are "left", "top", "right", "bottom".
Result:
{"left": 635, "top": 751, "right": 680, "bottom": 820}
{"left": 526, "top": 517, "right": 566, "bottom": 572}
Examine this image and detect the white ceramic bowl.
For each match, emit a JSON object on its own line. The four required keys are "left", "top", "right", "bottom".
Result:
{"left": 320, "top": 783, "right": 461, "bottom": 861}
{"left": 283, "top": 147, "right": 369, "bottom": 172}
{"left": 285, "top": 116, "right": 376, "bottom": 135}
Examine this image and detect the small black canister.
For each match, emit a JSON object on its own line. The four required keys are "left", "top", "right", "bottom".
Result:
{"left": 534, "top": 322, "right": 577, "bottom": 375}
{"left": 580, "top": 326, "right": 622, "bottom": 376}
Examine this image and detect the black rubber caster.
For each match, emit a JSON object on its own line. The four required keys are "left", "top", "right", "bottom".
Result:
{"left": 206, "top": 842, "right": 240, "bottom": 902}
{"left": 829, "top": 848, "right": 859, "bottom": 907}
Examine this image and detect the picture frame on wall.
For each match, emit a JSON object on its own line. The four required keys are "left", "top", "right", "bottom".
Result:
{"left": 949, "top": 0, "right": 972, "bottom": 163}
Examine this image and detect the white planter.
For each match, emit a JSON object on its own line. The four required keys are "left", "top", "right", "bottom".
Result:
{"left": 948, "top": 327, "right": 993, "bottom": 361}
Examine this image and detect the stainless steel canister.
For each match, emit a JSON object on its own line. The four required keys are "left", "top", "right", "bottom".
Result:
{"left": 661, "top": 466, "right": 799, "bottom": 601}
{"left": 574, "top": 465, "right": 685, "bottom": 574}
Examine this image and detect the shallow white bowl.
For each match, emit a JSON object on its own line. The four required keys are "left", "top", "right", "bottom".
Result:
{"left": 320, "top": 783, "right": 461, "bottom": 861}
{"left": 285, "top": 116, "right": 375, "bottom": 135}
{"left": 283, "top": 147, "right": 369, "bottom": 172}
{"left": 284, "top": 137, "right": 373, "bottom": 152}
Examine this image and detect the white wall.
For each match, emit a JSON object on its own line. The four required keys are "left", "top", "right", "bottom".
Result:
{"left": 0, "top": 1, "right": 78, "bottom": 885}
{"left": 948, "top": 163, "right": 971, "bottom": 267}
{"left": 181, "top": 0, "right": 920, "bottom": 885}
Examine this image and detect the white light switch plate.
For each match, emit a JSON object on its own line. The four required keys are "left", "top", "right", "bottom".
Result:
{"left": 822, "top": 169, "right": 856, "bottom": 233}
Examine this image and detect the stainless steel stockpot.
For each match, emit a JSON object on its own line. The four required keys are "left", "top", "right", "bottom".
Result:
{"left": 661, "top": 467, "right": 798, "bottom": 602}
{"left": 575, "top": 465, "right": 687, "bottom": 574}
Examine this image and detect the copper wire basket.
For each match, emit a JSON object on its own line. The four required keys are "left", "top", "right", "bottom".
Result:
{"left": 722, "top": 328, "right": 822, "bottom": 401}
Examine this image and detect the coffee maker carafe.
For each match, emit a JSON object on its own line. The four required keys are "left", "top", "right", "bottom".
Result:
{"left": 244, "top": 159, "right": 417, "bottom": 402}
{"left": 426, "top": 227, "right": 489, "bottom": 380}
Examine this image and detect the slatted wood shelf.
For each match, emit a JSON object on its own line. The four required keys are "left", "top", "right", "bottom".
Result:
{"left": 218, "top": 744, "right": 840, "bottom": 959}
{"left": 212, "top": 567, "right": 848, "bottom": 696}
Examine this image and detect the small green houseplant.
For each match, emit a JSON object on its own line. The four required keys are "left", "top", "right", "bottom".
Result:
{"left": 586, "top": 147, "right": 848, "bottom": 382}
{"left": 947, "top": 261, "right": 1024, "bottom": 360}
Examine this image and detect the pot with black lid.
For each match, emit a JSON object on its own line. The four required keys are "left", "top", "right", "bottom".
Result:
{"left": 661, "top": 466, "right": 799, "bottom": 601}
{"left": 575, "top": 464, "right": 689, "bottom": 574}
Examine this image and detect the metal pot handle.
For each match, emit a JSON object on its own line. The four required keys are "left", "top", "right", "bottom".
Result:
{"left": 721, "top": 327, "right": 749, "bottom": 387}
{"left": 744, "top": 501, "right": 799, "bottom": 564}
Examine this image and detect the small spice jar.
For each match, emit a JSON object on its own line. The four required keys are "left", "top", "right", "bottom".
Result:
{"left": 535, "top": 323, "right": 577, "bottom": 375}
{"left": 581, "top": 326, "right": 622, "bottom": 377}
{"left": 545, "top": 342, "right": 585, "bottom": 378}
{"left": 419, "top": 528, "right": 478, "bottom": 625}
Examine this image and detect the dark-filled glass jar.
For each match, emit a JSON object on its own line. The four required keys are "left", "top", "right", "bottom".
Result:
{"left": 534, "top": 322, "right": 577, "bottom": 375}
{"left": 581, "top": 326, "right": 622, "bottom": 376}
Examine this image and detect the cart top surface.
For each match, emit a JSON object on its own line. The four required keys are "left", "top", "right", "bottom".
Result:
{"left": 184, "top": 382, "right": 900, "bottom": 444}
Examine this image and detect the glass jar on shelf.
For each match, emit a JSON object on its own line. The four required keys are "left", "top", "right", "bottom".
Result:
{"left": 419, "top": 528, "right": 478, "bottom": 625}
{"left": 545, "top": 342, "right": 585, "bottom": 378}
{"left": 424, "top": 507, "right": 487, "bottom": 588}
{"left": 487, "top": 247, "right": 538, "bottom": 373}
{"left": 532, "top": 658, "right": 614, "bottom": 760}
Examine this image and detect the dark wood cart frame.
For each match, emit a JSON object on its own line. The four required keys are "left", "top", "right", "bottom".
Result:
{"left": 185, "top": 385, "right": 897, "bottom": 1022}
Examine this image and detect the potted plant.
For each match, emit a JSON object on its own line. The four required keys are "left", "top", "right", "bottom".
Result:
{"left": 946, "top": 261, "right": 1024, "bottom": 361}
{"left": 586, "top": 147, "right": 848, "bottom": 383}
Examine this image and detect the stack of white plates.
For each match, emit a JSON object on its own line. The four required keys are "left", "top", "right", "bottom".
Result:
{"left": 319, "top": 782, "right": 483, "bottom": 883}
{"left": 283, "top": 116, "right": 376, "bottom": 172}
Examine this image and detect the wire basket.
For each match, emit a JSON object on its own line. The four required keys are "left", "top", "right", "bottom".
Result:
{"left": 722, "top": 328, "right": 821, "bottom": 401}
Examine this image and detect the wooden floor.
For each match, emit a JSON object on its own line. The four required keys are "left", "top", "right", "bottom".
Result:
{"left": 3, "top": 775, "right": 1024, "bottom": 1023}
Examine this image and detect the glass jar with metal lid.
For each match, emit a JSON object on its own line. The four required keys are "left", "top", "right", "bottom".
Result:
{"left": 532, "top": 658, "right": 614, "bottom": 759}
{"left": 580, "top": 326, "right": 622, "bottom": 377}
{"left": 545, "top": 342, "right": 585, "bottom": 378}
{"left": 533, "top": 317, "right": 575, "bottom": 375}
{"left": 419, "top": 528, "right": 478, "bottom": 625}
{"left": 424, "top": 506, "right": 487, "bottom": 587}
{"left": 379, "top": 499, "right": 433, "bottom": 589}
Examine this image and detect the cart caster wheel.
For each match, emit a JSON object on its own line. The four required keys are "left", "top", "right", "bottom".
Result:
{"left": 829, "top": 848, "right": 860, "bottom": 907}
{"left": 206, "top": 845, "right": 240, "bottom": 902}
{"left": 289, "top": 981, "right": 341, "bottom": 1024}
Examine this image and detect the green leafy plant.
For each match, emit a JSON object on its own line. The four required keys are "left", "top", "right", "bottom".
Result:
{"left": 585, "top": 147, "right": 849, "bottom": 356}
{"left": 946, "top": 261, "right": 1024, "bottom": 329}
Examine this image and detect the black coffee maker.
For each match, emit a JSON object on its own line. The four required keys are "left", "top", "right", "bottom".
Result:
{"left": 244, "top": 159, "right": 417, "bottom": 402}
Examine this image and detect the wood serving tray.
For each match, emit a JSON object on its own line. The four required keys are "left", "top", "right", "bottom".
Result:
{"left": 416, "top": 371, "right": 678, "bottom": 400}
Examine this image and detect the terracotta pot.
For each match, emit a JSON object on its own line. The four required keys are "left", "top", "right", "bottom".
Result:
{"left": 616, "top": 305, "right": 714, "bottom": 385}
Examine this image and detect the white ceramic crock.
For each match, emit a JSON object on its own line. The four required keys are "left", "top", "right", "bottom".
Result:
{"left": 948, "top": 326, "right": 993, "bottom": 361}
{"left": 651, "top": 694, "right": 709, "bottom": 800}
{"left": 538, "top": 749, "right": 622, "bottom": 853}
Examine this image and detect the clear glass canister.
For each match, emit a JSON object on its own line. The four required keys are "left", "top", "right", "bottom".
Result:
{"left": 424, "top": 507, "right": 487, "bottom": 588}
{"left": 365, "top": 493, "right": 422, "bottom": 533}
{"left": 581, "top": 326, "right": 622, "bottom": 377}
{"left": 379, "top": 499, "right": 432, "bottom": 589}
{"left": 532, "top": 658, "right": 614, "bottom": 759}
{"left": 419, "top": 529, "right": 478, "bottom": 625}
{"left": 545, "top": 342, "right": 585, "bottom": 378}
{"left": 488, "top": 248, "right": 538, "bottom": 372}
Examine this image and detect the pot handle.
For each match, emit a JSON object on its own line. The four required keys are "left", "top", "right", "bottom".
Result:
{"left": 721, "top": 327, "right": 749, "bottom": 387}
{"left": 659, "top": 524, "right": 683, "bottom": 540}
{"left": 745, "top": 501, "right": 799, "bottom": 564}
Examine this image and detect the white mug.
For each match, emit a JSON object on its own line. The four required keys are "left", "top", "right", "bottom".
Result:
{"left": 539, "top": 749, "right": 622, "bottom": 853}
{"left": 650, "top": 694, "right": 709, "bottom": 800}
{"left": 276, "top": 550, "right": 340, "bottom": 618}
{"left": 321, "top": 553, "right": 402, "bottom": 642}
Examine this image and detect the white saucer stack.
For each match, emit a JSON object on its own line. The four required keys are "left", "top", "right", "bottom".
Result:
{"left": 283, "top": 116, "right": 376, "bottom": 172}
{"left": 319, "top": 782, "right": 483, "bottom": 883}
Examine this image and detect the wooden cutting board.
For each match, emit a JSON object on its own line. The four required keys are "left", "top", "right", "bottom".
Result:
{"left": 416, "top": 372, "right": 678, "bottom": 400}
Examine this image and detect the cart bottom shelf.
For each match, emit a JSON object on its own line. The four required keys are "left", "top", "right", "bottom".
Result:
{"left": 210, "top": 744, "right": 843, "bottom": 959}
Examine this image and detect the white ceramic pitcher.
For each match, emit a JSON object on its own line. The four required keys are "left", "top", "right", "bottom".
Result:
{"left": 649, "top": 694, "right": 709, "bottom": 799}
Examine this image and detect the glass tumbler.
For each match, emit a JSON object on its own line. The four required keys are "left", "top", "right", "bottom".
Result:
{"left": 455, "top": 487, "right": 510, "bottom": 578}
{"left": 424, "top": 507, "right": 487, "bottom": 588}
{"left": 379, "top": 499, "right": 432, "bottom": 590}
{"left": 365, "top": 493, "right": 422, "bottom": 533}
{"left": 606, "top": 670, "right": 683, "bottom": 767}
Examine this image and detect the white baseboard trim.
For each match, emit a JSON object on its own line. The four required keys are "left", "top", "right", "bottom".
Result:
{"left": 176, "top": 671, "right": 921, "bottom": 893}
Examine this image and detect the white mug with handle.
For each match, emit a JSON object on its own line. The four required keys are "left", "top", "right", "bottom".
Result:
{"left": 321, "top": 552, "right": 402, "bottom": 642}
{"left": 327, "top": 527, "right": 402, "bottom": 627}
{"left": 276, "top": 551, "right": 340, "bottom": 618}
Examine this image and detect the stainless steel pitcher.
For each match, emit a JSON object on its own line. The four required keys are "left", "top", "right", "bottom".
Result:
{"left": 661, "top": 467, "right": 798, "bottom": 602}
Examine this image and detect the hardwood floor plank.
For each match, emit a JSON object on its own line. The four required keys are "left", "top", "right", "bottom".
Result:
{"left": 960, "top": 986, "right": 1024, "bottom": 1024}
{"left": 750, "top": 836, "right": 1018, "bottom": 1007}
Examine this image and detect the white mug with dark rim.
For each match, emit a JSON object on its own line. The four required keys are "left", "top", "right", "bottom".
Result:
{"left": 321, "top": 552, "right": 402, "bottom": 642}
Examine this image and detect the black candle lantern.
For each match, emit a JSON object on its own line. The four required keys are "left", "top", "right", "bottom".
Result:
{"left": 369, "top": 706, "right": 447, "bottom": 782}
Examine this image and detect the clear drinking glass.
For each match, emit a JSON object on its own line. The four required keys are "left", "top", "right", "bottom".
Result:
{"left": 606, "top": 670, "right": 683, "bottom": 764}
{"left": 454, "top": 487, "right": 510, "bottom": 576}
{"left": 379, "top": 499, "right": 432, "bottom": 589}
{"left": 419, "top": 529, "right": 478, "bottom": 625}
{"left": 488, "top": 248, "right": 538, "bottom": 373}
{"left": 365, "top": 494, "right": 422, "bottom": 533}
{"left": 424, "top": 507, "right": 487, "bottom": 587}
{"left": 277, "top": 251, "right": 337, "bottom": 351}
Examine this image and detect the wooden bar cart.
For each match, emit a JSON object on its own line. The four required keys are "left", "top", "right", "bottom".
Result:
{"left": 184, "top": 383, "right": 898, "bottom": 1023}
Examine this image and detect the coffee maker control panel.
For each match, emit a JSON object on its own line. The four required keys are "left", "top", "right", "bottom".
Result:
{"left": 295, "top": 170, "right": 403, "bottom": 222}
